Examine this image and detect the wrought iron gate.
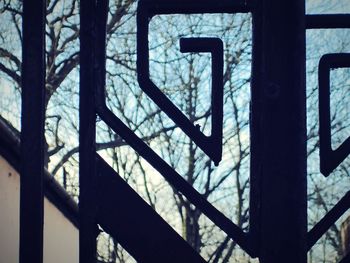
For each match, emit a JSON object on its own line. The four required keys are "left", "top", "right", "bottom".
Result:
{"left": 19, "top": 0, "right": 350, "bottom": 262}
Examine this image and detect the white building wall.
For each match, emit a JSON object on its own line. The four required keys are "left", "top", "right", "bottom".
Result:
{"left": 0, "top": 155, "right": 78, "bottom": 263}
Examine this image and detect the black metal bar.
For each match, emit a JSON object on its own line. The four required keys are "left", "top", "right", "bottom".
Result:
{"left": 79, "top": 0, "right": 100, "bottom": 262}
{"left": 139, "top": 0, "right": 251, "bottom": 15}
{"left": 20, "top": 0, "right": 46, "bottom": 262}
{"left": 318, "top": 53, "right": 350, "bottom": 176}
{"left": 249, "top": 0, "right": 263, "bottom": 255}
{"left": 248, "top": 1, "right": 263, "bottom": 256}
{"left": 306, "top": 14, "right": 350, "bottom": 29}
{"left": 96, "top": 155, "right": 206, "bottom": 263}
{"left": 256, "top": 0, "right": 307, "bottom": 262}
{"left": 95, "top": 106, "right": 254, "bottom": 256}
{"left": 180, "top": 37, "right": 224, "bottom": 165}
{"left": 307, "top": 191, "right": 350, "bottom": 250}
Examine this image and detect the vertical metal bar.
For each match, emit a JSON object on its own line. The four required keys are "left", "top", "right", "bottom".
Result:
{"left": 80, "top": 0, "right": 98, "bottom": 262}
{"left": 249, "top": 0, "right": 262, "bottom": 256}
{"left": 252, "top": 0, "right": 307, "bottom": 262}
{"left": 20, "top": 0, "right": 46, "bottom": 262}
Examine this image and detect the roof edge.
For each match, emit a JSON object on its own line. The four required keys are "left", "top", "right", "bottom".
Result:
{"left": 0, "top": 115, "right": 79, "bottom": 228}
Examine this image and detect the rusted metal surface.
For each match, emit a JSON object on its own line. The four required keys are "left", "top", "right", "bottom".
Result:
{"left": 20, "top": 0, "right": 46, "bottom": 262}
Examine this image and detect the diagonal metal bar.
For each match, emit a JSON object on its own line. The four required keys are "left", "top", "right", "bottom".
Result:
{"left": 306, "top": 14, "right": 350, "bottom": 29}
{"left": 95, "top": 105, "right": 254, "bottom": 256}
{"left": 307, "top": 191, "right": 350, "bottom": 251}
{"left": 20, "top": 1, "right": 46, "bottom": 262}
{"left": 94, "top": 0, "right": 254, "bottom": 256}
{"left": 96, "top": 155, "right": 206, "bottom": 263}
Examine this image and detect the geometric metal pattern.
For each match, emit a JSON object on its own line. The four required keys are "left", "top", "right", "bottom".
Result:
{"left": 318, "top": 53, "right": 350, "bottom": 176}
{"left": 137, "top": 0, "right": 250, "bottom": 165}
{"left": 18, "top": 1, "right": 350, "bottom": 263}
{"left": 306, "top": 14, "right": 350, "bottom": 263}
{"left": 96, "top": 0, "right": 254, "bottom": 257}
{"left": 181, "top": 37, "right": 223, "bottom": 165}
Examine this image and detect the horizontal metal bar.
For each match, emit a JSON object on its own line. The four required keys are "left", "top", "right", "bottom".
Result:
{"left": 320, "top": 53, "right": 350, "bottom": 68}
{"left": 307, "top": 191, "right": 350, "bottom": 250}
{"left": 139, "top": 0, "right": 252, "bottom": 15}
{"left": 180, "top": 37, "right": 223, "bottom": 53}
{"left": 96, "top": 155, "right": 206, "bottom": 263}
{"left": 306, "top": 14, "right": 350, "bottom": 29}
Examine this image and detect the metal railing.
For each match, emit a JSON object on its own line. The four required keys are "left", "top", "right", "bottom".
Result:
{"left": 19, "top": 0, "right": 349, "bottom": 262}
